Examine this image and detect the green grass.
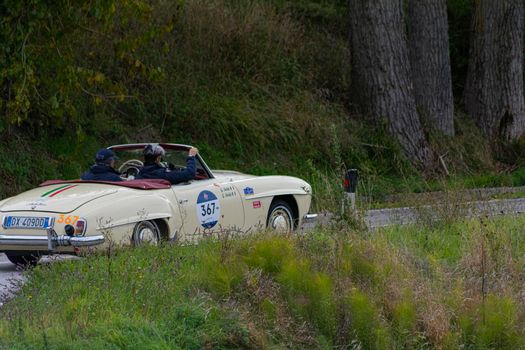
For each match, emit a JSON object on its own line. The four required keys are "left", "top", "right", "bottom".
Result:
{"left": 377, "top": 215, "right": 525, "bottom": 265}
{"left": 3, "top": 217, "right": 525, "bottom": 349}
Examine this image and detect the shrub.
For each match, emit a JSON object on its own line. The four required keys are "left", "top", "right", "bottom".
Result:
{"left": 347, "top": 289, "right": 392, "bottom": 349}
{"left": 392, "top": 298, "right": 418, "bottom": 344}
{"left": 347, "top": 245, "right": 378, "bottom": 287}
{"left": 475, "top": 295, "right": 521, "bottom": 349}
{"left": 198, "top": 252, "right": 246, "bottom": 297}
{"left": 277, "top": 256, "right": 336, "bottom": 339}
{"left": 243, "top": 236, "right": 294, "bottom": 274}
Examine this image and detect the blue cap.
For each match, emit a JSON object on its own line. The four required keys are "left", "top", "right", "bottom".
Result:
{"left": 95, "top": 148, "right": 117, "bottom": 164}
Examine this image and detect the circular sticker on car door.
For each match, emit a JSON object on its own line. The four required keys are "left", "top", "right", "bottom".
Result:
{"left": 196, "top": 190, "right": 220, "bottom": 229}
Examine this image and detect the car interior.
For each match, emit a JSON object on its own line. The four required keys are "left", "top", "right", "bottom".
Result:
{"left": 113, "top": 148, "right": 211, "bottom": 182}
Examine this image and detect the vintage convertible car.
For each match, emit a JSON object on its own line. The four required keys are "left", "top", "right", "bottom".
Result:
{"left": 0, "top": 143, "right": 313, "bottom": 265}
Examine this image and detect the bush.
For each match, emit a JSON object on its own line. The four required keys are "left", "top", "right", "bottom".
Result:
{"left": 243, "top": 235, "right": 294, "bottom": 274}
{"left": 392, "top": 298, "right": 418, "bottom": 345}
{"left": 476, "top": 295, "right": 521, "bottom": 349}
{"left": 347, "top": 289, "right": 392, "bottom": 349}
{"left": 198, "top": 251, "right": 246, "bottom": 297}
{"left": 277, "top": 257, "right": 337, "bottom": 339}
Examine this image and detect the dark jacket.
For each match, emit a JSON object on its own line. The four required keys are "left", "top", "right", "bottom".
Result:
{"left": 81, "top": 164, "right": 122, "bottom": 182}
{"left": 136, "top": 156, "right": 196, "bottom": 184}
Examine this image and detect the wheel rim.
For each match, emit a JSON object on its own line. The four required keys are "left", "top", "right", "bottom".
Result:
{"left": 135, "top": 222, "right": 159, "bottom": 246}
{"left": 269, "top": 207, "right": 293, "bottom": 232}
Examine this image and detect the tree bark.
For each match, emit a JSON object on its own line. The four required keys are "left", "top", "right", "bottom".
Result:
{"left": 408, "top": 0, "right": 455, "bottom": 137}
{"left": 349, "top": 0, "right": 435, "bottom": 170}
{"left": 464, "top": 0, "right": 525, "bottom": 142}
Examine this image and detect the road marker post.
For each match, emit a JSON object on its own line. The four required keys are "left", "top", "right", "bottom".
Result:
{"left": 343, "top": 169, "right": 358, "bottom": 214}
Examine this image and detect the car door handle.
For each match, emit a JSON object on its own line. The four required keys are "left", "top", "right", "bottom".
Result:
{"left": 179, "top": 199, "right": 188, "bottom": 204}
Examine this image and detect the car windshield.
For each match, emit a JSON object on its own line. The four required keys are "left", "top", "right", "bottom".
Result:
{"left": 111, "top": 147, "right": 211, "bottom": 181}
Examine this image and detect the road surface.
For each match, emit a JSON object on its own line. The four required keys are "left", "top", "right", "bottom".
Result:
{"left": 0, "top": 254, "right": 25, "bottom": 306}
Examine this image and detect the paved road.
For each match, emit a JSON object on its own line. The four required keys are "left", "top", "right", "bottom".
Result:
{"left": 364, "top": 197, "right": 525, "bottom": 229}
{"left": 0, "top": 254, "right": 25, "bottom": 306}
{"left": 0, "top": 254, "right": 78, "bottom": 306}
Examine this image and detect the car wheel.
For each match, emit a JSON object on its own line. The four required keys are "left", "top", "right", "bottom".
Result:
{"left": 132, "top": 221, "right": 161, "bottom": 246}
{"left": 5, "top": 252, "right": 41, "bottom": 267}
{"left": 266, "top": 200, "right": 295, "bottom": 233}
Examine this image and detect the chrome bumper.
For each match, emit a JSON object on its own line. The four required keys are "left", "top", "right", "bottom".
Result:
{"left": 303, "top": 213, "right": 318, "bottom": 223}
{"left": 0, "top": 228, "right": 104, "bottom": 250}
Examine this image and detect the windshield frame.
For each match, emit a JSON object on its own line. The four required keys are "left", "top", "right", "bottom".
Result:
{"left": 108, "top": 143, "right": 215, "bottom": 180}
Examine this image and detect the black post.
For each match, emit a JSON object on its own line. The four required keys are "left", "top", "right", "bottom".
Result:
{"left": 345, "top": 169, "right": 358, "bottom": 193}
{"left": 343, "top": 169, "right": 358, "bottom": 212}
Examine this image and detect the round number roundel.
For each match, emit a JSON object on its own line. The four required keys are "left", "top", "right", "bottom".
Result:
{"left": 196, "top": 190, "right": 220, "bottom": 229}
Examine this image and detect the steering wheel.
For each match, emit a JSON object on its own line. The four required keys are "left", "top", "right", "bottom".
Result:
{"left": 118, "top": 159, "right": 144, "bottom": 179}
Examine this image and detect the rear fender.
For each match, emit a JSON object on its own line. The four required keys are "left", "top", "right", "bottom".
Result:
{"left": 79, "top": 194, "right": 178, "bottom": 232}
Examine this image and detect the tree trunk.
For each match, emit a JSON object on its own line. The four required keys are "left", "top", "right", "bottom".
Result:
{"left": 349, "top": 0, "right": 435, "bottom": 170}
{"left": 408, "top": 0, "right": 455, "bottom": 137}
{"left": 464, "top": 0, "right": 525, "bottom": 142}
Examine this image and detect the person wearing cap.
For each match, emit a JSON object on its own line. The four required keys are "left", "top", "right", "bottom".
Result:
{"left": 81, "top": 148, "right": 122, "bottom": 182}
{"left": 136, "top": 143, "right": 198, "bottom": 184}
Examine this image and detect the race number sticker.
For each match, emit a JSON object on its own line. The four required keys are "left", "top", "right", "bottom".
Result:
{"left": 196, "top": 190, "right": 220, "bottom": 229}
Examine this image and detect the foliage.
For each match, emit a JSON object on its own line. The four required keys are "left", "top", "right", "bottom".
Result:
{"left": 0, "top": 0, "right": 172, "bottom": 127}
{"left": 2, "top": 0, "right": 525, "bottom": 347}
{"left": 1, "top": 0, "right": 524, "bottom": 204}
{"left": 3, "top": 216, "right": 525, "bottom": 348}
{"left": 243, "top": 236, "right": 294, "bottom": 274}
{"left": 277, "top": 256, "right": 337, "bottom": 339}
{"left": 347, "top": 289, "right": 392, "bottom": 349}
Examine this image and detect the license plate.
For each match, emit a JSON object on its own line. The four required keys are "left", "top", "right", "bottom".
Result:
{"left": 2, "top": 216, "right": 54, "bottom": 229}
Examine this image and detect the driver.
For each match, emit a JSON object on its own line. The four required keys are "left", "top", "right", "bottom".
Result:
{"left": 81, "top": 148, "right": 122, "bottom": 182}
{"left": 136, "top": 143, "right": 198, "bottom": 184}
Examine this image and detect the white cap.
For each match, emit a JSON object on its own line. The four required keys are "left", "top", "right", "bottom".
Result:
{"left": 143, "top": 143, "right": 166, "bottom": 157}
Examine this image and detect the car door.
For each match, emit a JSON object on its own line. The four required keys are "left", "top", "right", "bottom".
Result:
{"left": 171, "top": 179, "right": 244, "bottom": 240}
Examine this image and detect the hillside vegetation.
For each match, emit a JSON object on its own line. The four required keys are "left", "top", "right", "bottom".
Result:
{"left": 1, "top": 0, "right": 524, "bottom": 205}
{"left": 2, "top": 2, "right": 525, "bottom": 349}
{"left": 2, "top": 215, "right": 525, "bottom": 349}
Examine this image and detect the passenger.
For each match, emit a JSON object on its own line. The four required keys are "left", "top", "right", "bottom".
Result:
{"left": 136, "top": 144, "right": 197, "bottom": 184}
{"left": 81, "top": 148, "right": 122, "bottom": 182}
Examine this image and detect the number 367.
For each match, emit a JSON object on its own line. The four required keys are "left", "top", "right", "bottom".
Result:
{"left": 200, "top": 203, "right": 216, "bottom": 216}
{"left": 57, "top": 215, "right": 79, "bottom": 225}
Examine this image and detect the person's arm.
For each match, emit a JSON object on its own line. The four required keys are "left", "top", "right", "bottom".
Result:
{"left": 109, "top": 168, "right": 123, "bottom": 182}
{"left": 165, "top": 156, "right": 196, "bottom": 184}
{"left": 110, "top": 174, "right": 123, "bottom": 182}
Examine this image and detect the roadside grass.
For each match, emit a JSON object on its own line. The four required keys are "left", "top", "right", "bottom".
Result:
{"left": 2, "top": 216, "right": 525, "bottom": 349}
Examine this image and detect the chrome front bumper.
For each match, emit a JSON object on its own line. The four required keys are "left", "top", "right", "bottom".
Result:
{"left": 303, "top": 213, "right": 318, "bottom": 223}
{"left": 0, "top": 228, "right": 104, "bottom": 250}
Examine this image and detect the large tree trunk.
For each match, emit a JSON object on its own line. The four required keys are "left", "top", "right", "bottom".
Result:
{"left": 408, "top": 0, "right": 455, "bottom": 137}
{"left": 349, "top": 0, "right": 435, "bottom": 170}
{"left": 464, "top": 0, "right": 525, "bottom": 142}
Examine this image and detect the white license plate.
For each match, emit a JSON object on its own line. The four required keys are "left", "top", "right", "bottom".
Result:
{"left": 2, "top": 216, "right": 54, "bottom": 229}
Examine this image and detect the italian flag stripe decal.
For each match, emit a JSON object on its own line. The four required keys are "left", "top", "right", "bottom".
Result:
{"left": 41, "top": 184, "right": 78, "bottom": 198}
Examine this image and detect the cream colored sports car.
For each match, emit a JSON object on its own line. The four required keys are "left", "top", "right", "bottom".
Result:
{"left": 0, "top": 143, "right": 313, "bottom": 265}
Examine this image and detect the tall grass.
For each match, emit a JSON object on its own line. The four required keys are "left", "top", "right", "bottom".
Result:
{"left": 3, "top": 215, "right": 525, "bottom": 348}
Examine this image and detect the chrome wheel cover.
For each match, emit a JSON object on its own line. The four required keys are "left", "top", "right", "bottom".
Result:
{"left": 269, "top": 207, "right": 293, "bottom": 232}
{"left": 134, "top": 222, "right": 159, "bottom": 246}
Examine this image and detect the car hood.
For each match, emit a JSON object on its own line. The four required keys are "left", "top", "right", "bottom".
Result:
{"left": 0, "top": 183, "right": 119, "bottom": 214}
